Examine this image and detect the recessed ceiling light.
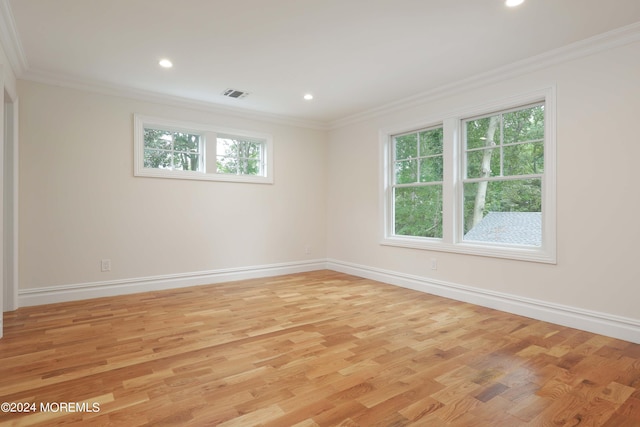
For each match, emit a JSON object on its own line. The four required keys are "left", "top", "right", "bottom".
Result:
{"left": 505, "top": 0, "right": 524, "bottom": 7}
{"left": 159, "top": 59, "right": 173, "bottom": 68}
{"left": 303, "top": 94, "right": 314, "bottom": 101}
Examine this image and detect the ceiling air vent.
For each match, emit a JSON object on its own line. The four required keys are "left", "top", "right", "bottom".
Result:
{"left": 222, "top": 88, "right": 249, "bottom": 99}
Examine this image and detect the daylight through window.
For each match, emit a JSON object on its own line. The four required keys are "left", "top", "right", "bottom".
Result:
{"left": 143, "top": 129, "right": 202, "bottom": 171}
{"left": 392, "top": 126, "right": 444, "bottom": 238}
{"left": 382, "top": 89, "right": 556, "bottom": 263}
{"left": 216, "top": 136, "right": 266, "bottom": 176}
{"left": 134, "top": 115, "right": 273, "bottom": 184}
{"left": 462, "top": 103, "right": 544, "bottom": 247}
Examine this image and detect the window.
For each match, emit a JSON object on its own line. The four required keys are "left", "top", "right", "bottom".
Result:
{"left": 381, "top": 88, "right": 556, "bottom": 263}
{"left": 134, "top": 115, "right": 273, "bottom": 184}
{"left": 216, "top": 135, "right": 266, "bottom": 176}
{"left": 392, "top": 126, "right": 444, "bottom": 238}
{"left": 462, "top": 103, "right": 544, "bottom": 246}
{"left": 143, "top": 128, "right": 202, "bottom": 171}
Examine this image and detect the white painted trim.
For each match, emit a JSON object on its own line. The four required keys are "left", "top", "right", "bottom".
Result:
{"left": 18, "top": 260, "right": 327, "bottom": 307}
{"left": 330, "top": 22, "right": 640, "bottom": 129}
{"left": 3, "top": 94, "right": 17, "bottom": 311}
{"left": 16, "top": 258, "right": 640, "bottom": 343}
{"left": 21, "top": 68, "right": 328, "bottom": 131}
{"left": 0, "top": 68, "right": 3, "bottom": 338}
{"left": 0, "top": 0, "right": 27, "bottom": 77}
{"left": 379, "top": 87, "right": 557, "bottom": 264}
{"left": 133, "top": 114, "right": 275, "bottom": 184}
{"left": 2, "top": 3, "right": 636, "bottom": 132}
{"left": 326, "top": 259, "right": 640, "bottom": 344}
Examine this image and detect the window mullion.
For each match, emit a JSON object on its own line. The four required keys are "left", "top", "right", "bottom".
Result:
{"left": 499, "top": 114, "right": 504, "bottom": 177}
{"left": 463, "top": 173, "right": 543, "bottom": 184}
{"left": 203, "top": 132, "right": 216, "bottom": 174}
{"left": 170, "top": 133, "right": 176, "bottom": 170}
{"left": 416, "top": 132, "right": 421, "bottom": 183}
{"left": 442, "top": 117, "right": 457, "bottom": 244}
{"left": 395, "top": 181, "right": 443, "bottom": 188}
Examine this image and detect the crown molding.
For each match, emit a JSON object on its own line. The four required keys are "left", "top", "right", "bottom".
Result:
{"left": 0, "top": 0, "right": 326, "bottom": 130}
{"left": 329, "top": 21, "right": 640, "bottom": 130}
{"left": 2, "top": 0, "right": 638, "bottom": 132}
{"left": 0, "top": 0, "right": 27, "bottom": 76}
{"left": 21, "top": 68, "right": 329, "bottom": 130}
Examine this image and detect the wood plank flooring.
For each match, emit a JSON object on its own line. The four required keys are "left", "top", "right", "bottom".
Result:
{"left": 0, "top": 270, "right": 639, "bottom": 426}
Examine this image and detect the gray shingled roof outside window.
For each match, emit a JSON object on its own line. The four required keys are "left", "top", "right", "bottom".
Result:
{"left": 463, "top": 212, "right": 541, "bottom": 246}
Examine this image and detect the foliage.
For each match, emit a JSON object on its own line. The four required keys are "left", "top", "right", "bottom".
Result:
{"left": 395, "top": 185, "right": 443, "bottom": 237}
{"left": 392, "top": 104, "right": 545, "bottom": 242}
{"left": 216, "top": 138, "right": 262, "bottom": 176}
{"left": 463, "top": 104, "right": 544, "bottom": 234}
{"left": 393, "top": 127, "right": 444, "bottom": 238}
{"left": 143, "top": 130, "right": 264, "bottom": 177}
{"left": 143, "top": 129, "right": 201, "bottom": 171}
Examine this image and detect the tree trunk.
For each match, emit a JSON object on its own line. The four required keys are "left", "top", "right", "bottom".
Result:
{"left": 472, "top": 116, "right": 499, "bottom": 227}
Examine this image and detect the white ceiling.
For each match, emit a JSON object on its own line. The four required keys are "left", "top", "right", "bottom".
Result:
{"left": 4, "top": 0, "right": 640, "bottom": 126}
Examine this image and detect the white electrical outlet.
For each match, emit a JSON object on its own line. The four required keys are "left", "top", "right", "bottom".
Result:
{"left": 430, "top": 258, "right": 437, "bottom": 270}
{"left": 101, "top": 259, "right": 112, "bottom": 272}
{"left": 304, "top": 245, "right": 312, "bottom": 255}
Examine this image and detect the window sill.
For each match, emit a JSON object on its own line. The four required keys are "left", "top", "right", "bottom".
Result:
{"left": 134, "top": 167, "right": 273, "bottom": 184}
{"left": 380, "top": 236, "right": 556, "bottom": 264}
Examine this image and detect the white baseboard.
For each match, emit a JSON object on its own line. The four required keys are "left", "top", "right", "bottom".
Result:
{"left": 17, "top": 258, "right": 640, "bottom": 344}
{"left": 18, "top": 259, "right": 328, "bottom": 307}
{"left": 327, "top": 259, "right": 640, "bottom": 344}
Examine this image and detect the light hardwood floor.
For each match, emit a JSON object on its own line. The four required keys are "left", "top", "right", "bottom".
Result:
{"left": 0, "top": 270, "right": 639, "bottom": 426}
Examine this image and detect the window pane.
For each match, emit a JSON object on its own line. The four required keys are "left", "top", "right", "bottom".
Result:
{"left": 217, "top": 137, "right": 264, "bottom": 176}
{"left": 466, "top": 148, "right": 500, "bottom": 179}
{"left": 419, "top": 128, "right": 443, "bottom": 155}
{"left": 395, "top": 159, "right": 418, "bottom": 184}
{"left": 503, "top": 142, "right": 544, "bottom": 176}
{"left": 173, "top": 132, "right": 200, "bottom": 153}
{"left": 216, "top": 156, "right": 238, "bottom": 174}
{"left": 394, "top": 185, "right": 443, "bottom": 238}
{"left": 394, "top": 133, "right": 417, "bottom": 160}
{"left": 419, "top": 156, "right": 443, "bottom": 183}
{"left": 144, "top": 129, "right": 172, "bottom": 150}
{"left": 144, "top": 149, "right": 172, "bottom": 169}
{"left": 143, "top": 128, "right": 201, "bottom": 171}
{"left": 172, "top": 152, "right": 200, "bottom": 171}
{"left": 463, "top": 179, "right": 542, "bottom": 246}
{"left": 243, "top": 159, "right": 261, "bottom": 175}
{"left": 244, "top": 142, "right": 262, "bottom": 159}
{"left": 135, "top": 116, "right": 273, "bottom": 183}
{"left": 216, "top": 138, "right": 235, "bottom": 156}
{"left": 504, "top": 105, "right": 544, "bottom": 144}
{"left": 466, "top": 115, "right": 501, "bottom": 150}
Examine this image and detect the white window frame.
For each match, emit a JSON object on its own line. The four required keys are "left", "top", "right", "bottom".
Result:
{"left": 390, "top": 124, "right": 445, "bottom": 239}
{"left": 134, "top": 114, "right": 274, "bottom": 184}
{"left": 380, "top": 87, "right": 556, "bottom": 263}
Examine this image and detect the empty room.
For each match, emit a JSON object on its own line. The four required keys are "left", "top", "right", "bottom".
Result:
{"left": 1, "top": 0, "right": 639, "bottom": 425}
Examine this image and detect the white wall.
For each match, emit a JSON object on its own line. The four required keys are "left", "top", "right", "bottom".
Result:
{"left": 18, "top": 81, "right": 327, "bottom": 291}
{"left": 13, "top": 39, "right": 640, "bottom": 342}
{"left": 326, "top": 41, "right": 640, "bottom": 325}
